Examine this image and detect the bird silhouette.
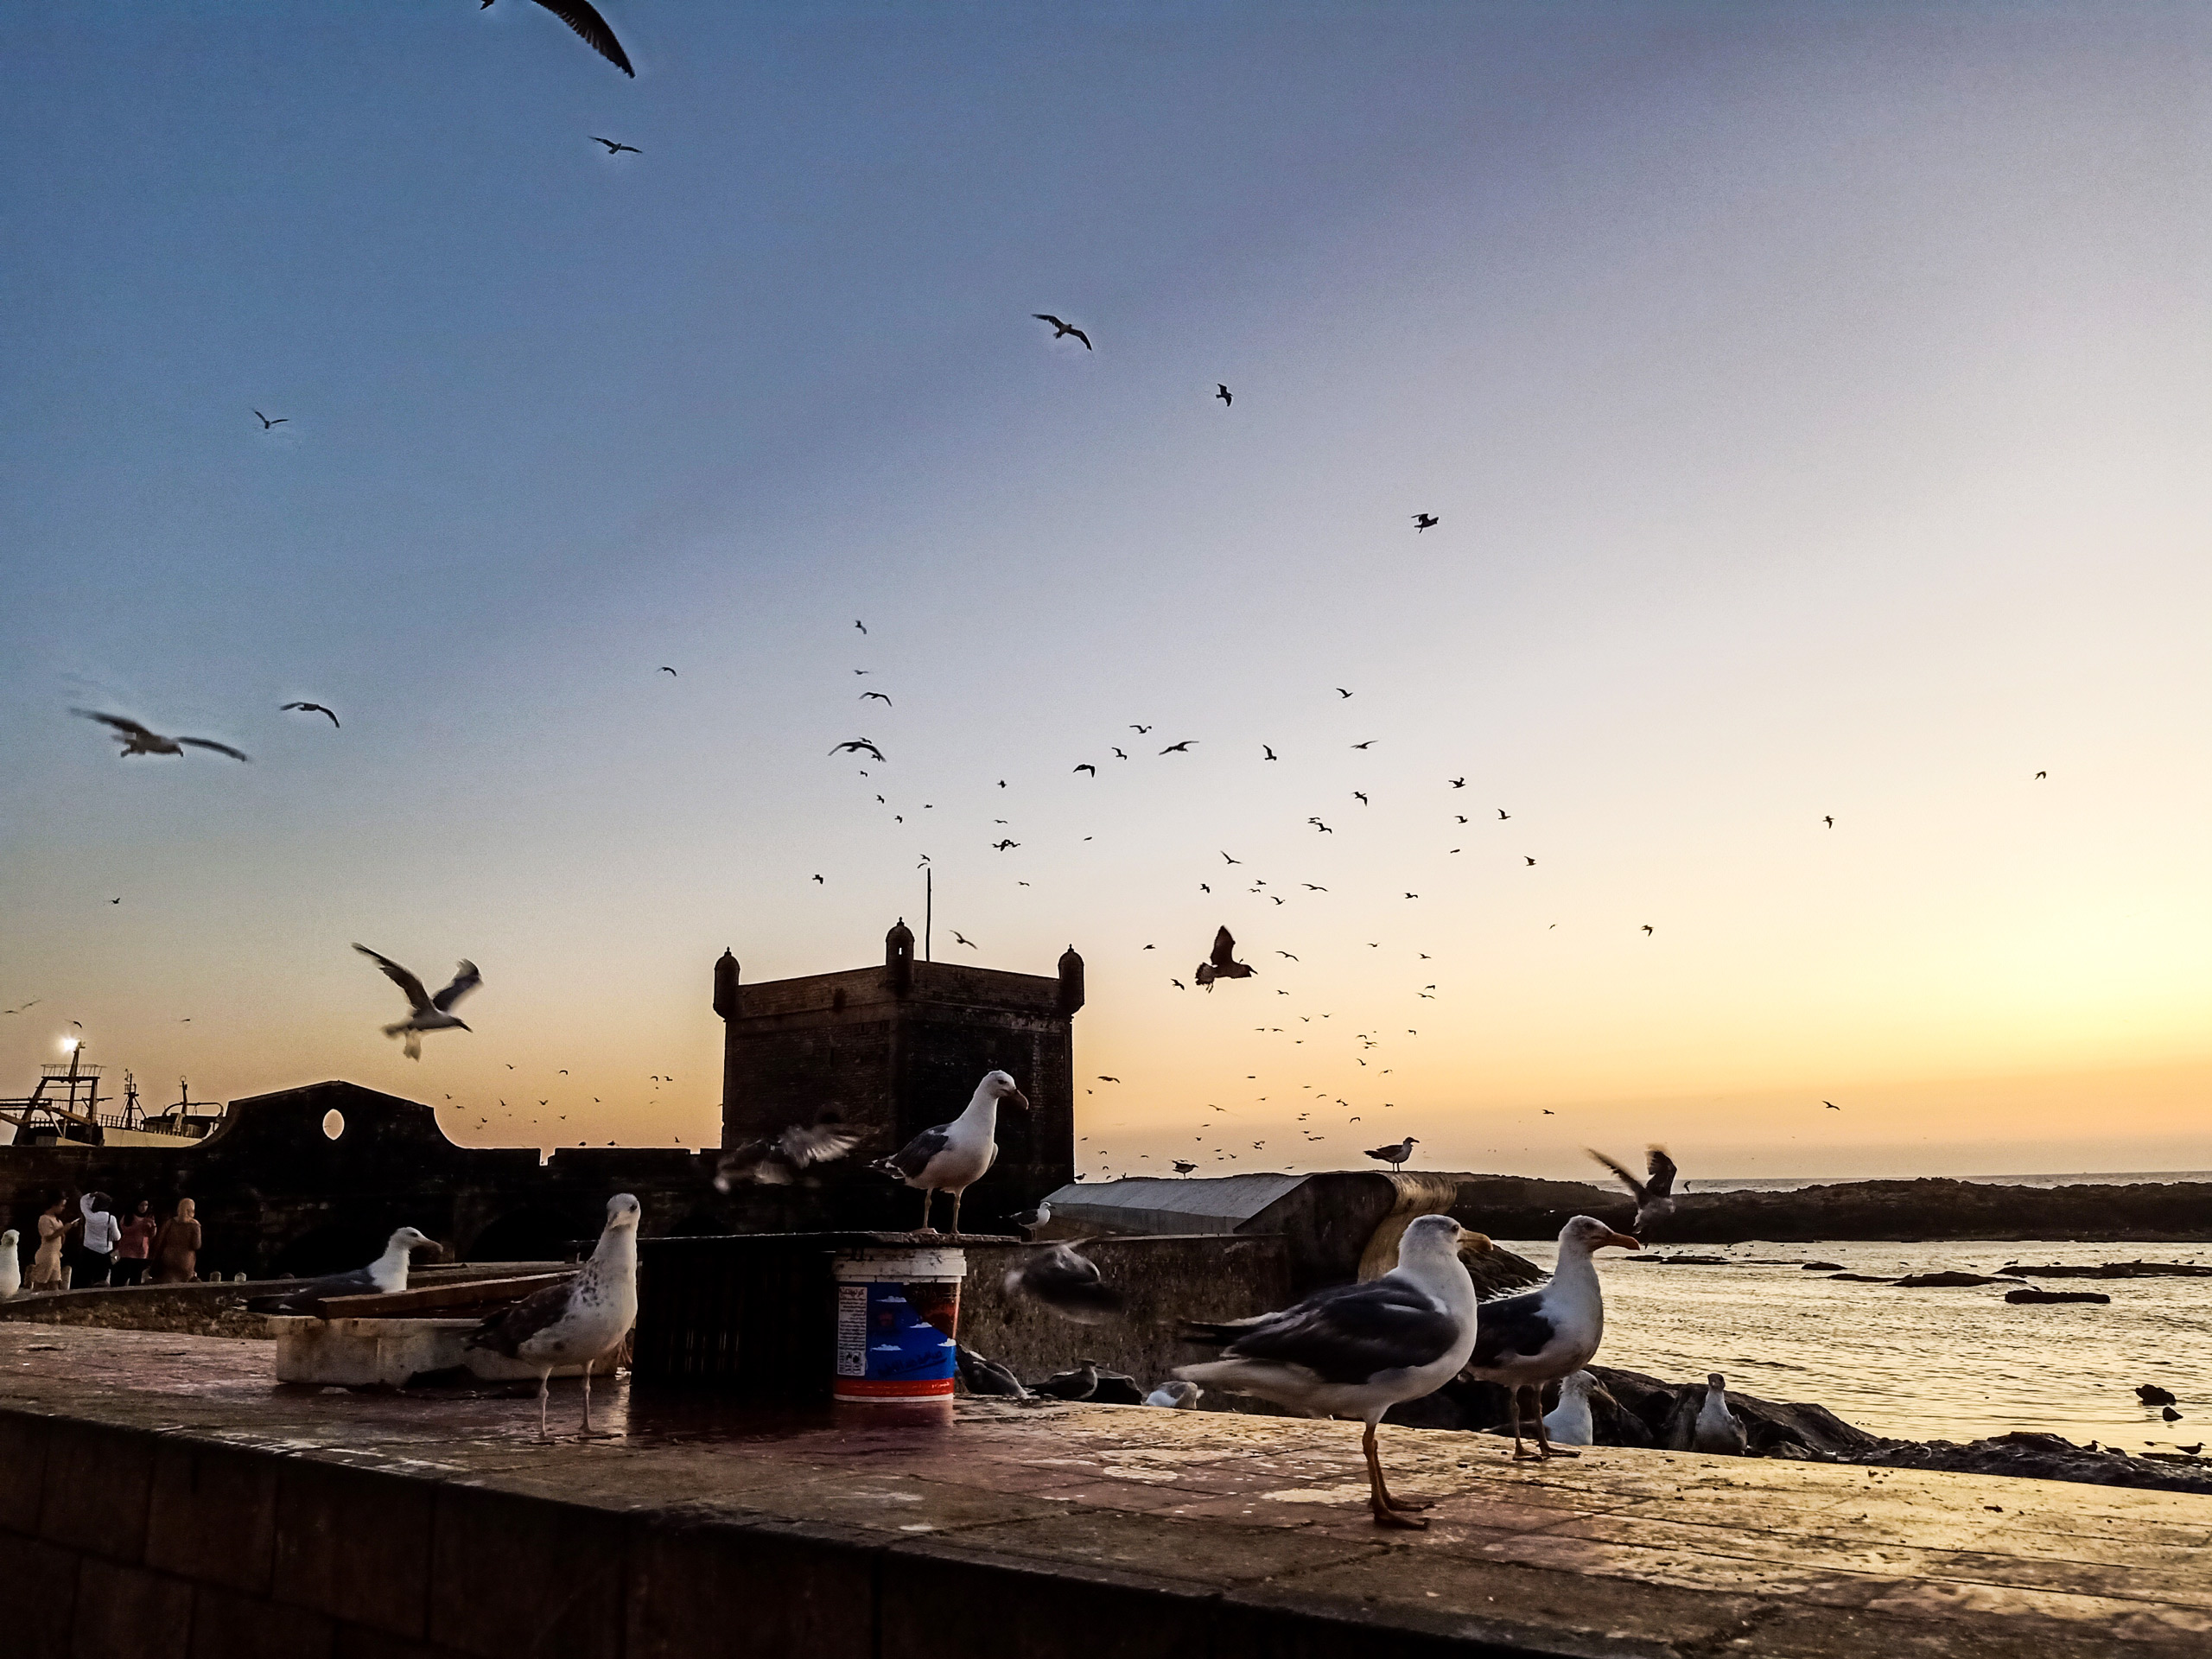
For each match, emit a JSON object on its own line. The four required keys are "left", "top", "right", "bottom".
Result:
{"left": 590, "top": 136, "right": 640, "bottom": 155}
{"left": 951, "top": 931, "right": 978, "bottom": 950}
{"left": 1112, "top": 747, "right": 1128, "bottom": 759}
{"left": 861, "top": 691, "right": 892, "bottom": 704}
{"left": 1160, "top": 740, "right": 1196, "bottom": 753}
{"left": 2036, "top": 770, "right": 2047, "bottom": 779}
{"left": 1412, "top": 513, "right": 1439, "bottom": 531}
{"left": 280, "top": 702, "right": 340, "bottom": 728}
{"left": 993, "top": 840, "right": 1020, "bottom": 851}
{"left": 1335, "top": 687, "right": 1353, "bottom": 698}
{"left": 1131, "top": 724, "right": 1152, "bottom": 734}
{"left": 830, "top": 739, "right": 887, "bottom": 762}
{"left": 1221, "top": 851, "right": 1241, "bottom": 865}
{"left": 1216, "top": 384, "right": 1232, "bottom": 406}
{"left": 658, "top": 666, "right": 677, "bottom": 677}
{"left": 1524, "top": 855, "right": 1535, "bottom": 866}
{"left": 1033, "top": 314, "right": 1092, "bottom": 348}
{"left": 1642, "top": 925, "right": 1654, "bottom": 936}
{"left": 1195, "top": 926, "right": 1256, "bottom": 991}
{"left": 73, "top": 710, "right": 248, "bottom": 762}
{"left": 1073, "top": 763, "right": 1096, "bottom": 775}
{"left": 812, "top": 874, "right": 824, "bottom": 885}
{"left": 1262, "top": 745, "right": 1278, "bottom": 760}
{"left": 1824, "top": 1101, "right": 1840, "bottom": 1109}
{"left": 253, "top": 410, "right": 287, "bottom": 428}
{"left": 1354, "top": 791, "right": 1369, "bottom": 804}
{"left": 1301, "top": 883, "right": 1327, "bottom": 891}
{"left": 483, "top": 0, "right": 633, "bottom": 76}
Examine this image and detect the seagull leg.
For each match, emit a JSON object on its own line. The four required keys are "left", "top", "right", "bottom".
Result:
{"left": 948, "top": 1191, "right": 963, "bottom": 1237}
{"left": 1510, "top": 1385, "right": 1541, "bottom": 1459}
{"left": 1363, "top": 1421, "right": 1427, "bottom": 1529}
{"left": 916, "top": 1189, "right": 937, "bottom": 1235}
{"left": 536, "top": 1368, "right": 551, "bottom": 1441}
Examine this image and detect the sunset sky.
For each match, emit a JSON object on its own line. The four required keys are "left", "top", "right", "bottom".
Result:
{"left": 3, "top": 3, "right": 2207, "bottom": 1181}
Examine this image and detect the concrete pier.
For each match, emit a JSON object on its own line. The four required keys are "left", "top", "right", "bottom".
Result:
{"left": 2, "top": 1322, "right": 2207, "bottom": 1656}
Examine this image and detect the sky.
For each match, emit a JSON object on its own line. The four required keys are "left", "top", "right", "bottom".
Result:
{"left": 3, "top": 2, "right": 2208, "bottom": 1181}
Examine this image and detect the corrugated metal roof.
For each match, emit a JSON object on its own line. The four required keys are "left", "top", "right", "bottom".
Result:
{"left": 1042, "top": 1173, "right": 1309, "bottom": 1235}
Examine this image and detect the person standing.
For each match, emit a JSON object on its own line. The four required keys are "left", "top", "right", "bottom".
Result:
{"left": 28, "top": 1195, "right": 78, "bottom": 1293}
{"left": 111, "top": 1199, "right": 157, "bottom": 1287}
{"left": 73, "top": 1192, "right": 121, "bottom": 1287}
{"left": 149, "top": 1198, "right": 200, "bottom": 1284}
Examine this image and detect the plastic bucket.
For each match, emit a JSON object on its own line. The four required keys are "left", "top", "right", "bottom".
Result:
{"left": 832, "top": 1246, "right": 964, "bottom": 1402}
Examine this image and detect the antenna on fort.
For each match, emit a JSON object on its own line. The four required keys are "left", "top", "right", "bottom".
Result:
{"left": 925, "top": 866, "right": 933, "bottom": 961}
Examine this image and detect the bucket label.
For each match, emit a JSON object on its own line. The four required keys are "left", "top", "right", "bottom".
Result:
{"left": 833, "top": 1279, "right": 959, "bottom": 1398}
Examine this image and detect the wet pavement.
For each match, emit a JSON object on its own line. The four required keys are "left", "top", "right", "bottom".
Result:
{"left": 5, "top": 1322, "right": 2212, "bottom": 1656}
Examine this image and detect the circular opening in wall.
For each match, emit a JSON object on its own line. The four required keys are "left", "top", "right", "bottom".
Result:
{"left": 322, "top": 1109, "right": 345, "bottom": 1141}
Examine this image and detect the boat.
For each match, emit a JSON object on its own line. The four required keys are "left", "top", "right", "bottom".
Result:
{"left": 0, "top": 1046, "right": 225, "bottom": 1148}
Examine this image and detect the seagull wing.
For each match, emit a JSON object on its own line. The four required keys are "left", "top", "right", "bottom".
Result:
{"left": 1586, "top": 1147, "right": 1649, "bottom": 1205}
{"left": 1033, "top": 314, "right": 1065, "bottom": 328}
{"left": 1467, "top": 1286, "right": 1558, "bottom": 1370}
{"left": 431, "top": 961, "right": 482, "bottom": 1013}
{"left": 1209, "top": 927, "right": 1237, "bottom": 969}
{"left": 526, "top": 0, "right": 634, "bottom": 74}
{"left": 874, "top": 1122, "right": 952, "bottom": 1181}
{"left": 176, "top": 737, "right": 251, "bottom": 761}
{"left": 354, "top": 944, "right": 433, "bottom": 1015}
{"left": 1644, "top": 1147, "right": 1678, "bottom": 1198}
{"left": 1188, "top": 1274, "right": 1459, "bottom": 1384}
{"left": 72, "top": 709, "right": 158, "bottom": 742}
{"left": 776, "top": 1124, "right": 861, "bottom": 1167}
{"left": 467, "top": 1275, "right": 581, "bottom": 1357}
{"left": 1067, "top": 326, "right": 1091, "bottom": 349}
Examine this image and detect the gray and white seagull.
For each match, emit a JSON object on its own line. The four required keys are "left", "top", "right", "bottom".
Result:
{"left": 353, "top": 944, "right": 482, "bottom": 1060}
{"left": 467, "top": 1193, "right": 642, "bottom": 1440}
{"left": 247, "top": 1226, "right": 438, "bottom": 1313}
{"left": 869, "top": 1069, "right": 1028, "bottom": 1234}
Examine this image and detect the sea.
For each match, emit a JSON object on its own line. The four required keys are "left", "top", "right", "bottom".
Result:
{"left": 1682, "top": 1171, "right": 2212, "bottom": 1193}
{"left": 1499, "top": 1236, "right": 2212, "bottom": 1448}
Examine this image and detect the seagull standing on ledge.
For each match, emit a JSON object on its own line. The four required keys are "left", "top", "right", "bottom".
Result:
{"left": 353, "top": 944, "right": 481, "bottom": 1060}
{"left": 870, "top": 1070, "right": 1029, "bottom": 1234}
{"left": 467, "top": 1194, "right": 641, "bottom": 1440}
{"left": 1587, "top": 1146, "right": 1679, "bottom": 1234}
{"left": 1364, "top": 1136, "right": 1418, "bottom": 1168}
{"left": 1462, "top": 1216, "right": 1640, "bottom": 1459}
{"left": 1178, "top": 1215, "right": 1492, "bottom": 1529}
{"left": 247, "top": 1227, "right": 437, "bottom": 1313}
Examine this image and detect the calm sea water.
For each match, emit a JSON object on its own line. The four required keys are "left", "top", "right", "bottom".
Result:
{"left": 1682, "top": 1172, "right": 2212, "bottom": 1193}
{"left": 1500, "top": 1236, "right": 2212, "bottom": 1447}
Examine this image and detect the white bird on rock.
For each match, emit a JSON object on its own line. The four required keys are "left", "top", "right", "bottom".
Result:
{"left": 1541, "top": 1370, "right": 1603, "bottom": 1447}
{"left": 1462, "top": 1215, "right": 1641, "bottom": 1459}
{"left": 467, "top": 1193, "right": 641, "bottom": 1440}
{"left": 353, "top": 944, "right": 481, "bottom": 1060}
{"left": 1693, "top": 1371, "right": 1747, "bottom": 1455}
{"left": 0, "top": 1230, "right": 19, "bottom": 1299}
{"left": 248, "top": 1227, "right": 438, "bottom": 1313}
{"left": 1177, "top": 1215, "right": 1493, "bottom": 1529}
{"left": 869, "top": 1070, "right": 1029, "bottom": 1234}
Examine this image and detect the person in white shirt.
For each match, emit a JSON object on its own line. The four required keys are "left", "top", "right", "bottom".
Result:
{"left": 73, "top": 1192, "right": 121, "bottom": 1287}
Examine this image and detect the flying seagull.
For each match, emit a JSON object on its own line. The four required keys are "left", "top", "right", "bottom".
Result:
{"left": 353, "top": 944, "right": 481, "bottom": 1060}
{"left": 1073, "top": 763, "right": 1096, "bottom": 775}
{"left": 73, "top": 710, "right": 248, "bottom": 761}
{"left": 1177, "top": 1216, "right": 1491, "bottom": 1528}
{"left": 280, "top": 702, "right": 340, "bottom": 728}
{"left": 951, "top": 930, "right": 980, "bottom": 948}
{"left": 246, "top": 1226, "right": 438, "bottom": 1314}
{"left": 1194, "top": 926, "right": 1255, "bottom": 991}
{"left": 253, "top": 410, "right": 287, "bottom": 428}
{"left": 1033, "top": 314, "right": 1092, "bottom": 349}
{"left": 1335, "top": 687, "right": 1353, "bottom": 698}
{"left": 861, "top": 690, "right": 892, "bottom": 704}
{"left": 1587, "top": 1146, "right": 1679, "bottom": 1233}
{"left": 1003, "top": 1243, "right": 1124, "bottom": 1323}
{"left": 590, "top": 136, "right": 640, "bottom": 155}
{"left": 658, "top": 666, "right": 677, "bottom": 676}
{"left": 1160, "top": 740, "right": 1196, "bottom": 753}
{"left": 829, "top": 739, "right": 887, "bottom": 762}
{"left": 1412, "top": 513, "right": 1439, "bottom": 531}
{"left": 1262, "top": 745, "right": 1277, "bottom": 760}
{"left": 714, "top": 1123, "right": 860, "bottom": 1189}
{"left": 483, "top": 0, "right": 634, "bottom": 77}
{"left": 467, "top": 1194, "right": 642, "bottom": 1439}
{"left": 1216, "top": 384, "right": 1232, "bottom": 407}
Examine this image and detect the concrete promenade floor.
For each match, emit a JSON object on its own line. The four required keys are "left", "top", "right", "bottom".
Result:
{"left": 2, "top": 1322, "right": 2209, "bottom": 1656}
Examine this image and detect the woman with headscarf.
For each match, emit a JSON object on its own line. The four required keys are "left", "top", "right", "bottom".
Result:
{"left": 28, "top": 1194, "right": 79, "bottom": 1292}
{"left": 112, "top": 1198, "right": 158, "bottom": 1287}
{"left": 149, "top": 1198, "right": 201, "bottom": 1284}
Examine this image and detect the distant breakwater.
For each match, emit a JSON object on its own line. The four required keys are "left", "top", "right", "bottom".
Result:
{"left": 1451, "top": 1173, "right": 2212, "bottom": 1244}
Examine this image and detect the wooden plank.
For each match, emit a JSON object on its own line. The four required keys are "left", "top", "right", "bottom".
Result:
{"left": 317, "top": 1272, "right": 572, "bottom": 1319}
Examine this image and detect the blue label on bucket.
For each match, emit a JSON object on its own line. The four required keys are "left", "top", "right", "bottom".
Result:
{"left": 835, "top": 1281, "right": 957, "bottom": 1392}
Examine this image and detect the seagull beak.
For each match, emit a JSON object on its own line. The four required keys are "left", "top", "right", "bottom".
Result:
{"left": 1459, "top": 1231, "right": 1495, "bottom": 1256}
{"left": 1602, "top": 1231, "right": 1642, "bottom": 1251}
{"left": 1007, "top": 1088, "right": 1032, "bottom": 1111}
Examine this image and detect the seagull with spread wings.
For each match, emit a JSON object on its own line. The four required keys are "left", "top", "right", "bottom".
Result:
{"left": 1033, "top": 314, "right": 1092, "bottom": 348}
{"left": 353, "top": 944, "right": 482, "bottom": 1061}
{"left": 483, "top": 0, "right": 634, "bottom": 77}
{"left": 253, "top": 410, "right": 287, "bottom": 429}
{"left": 73, "top": 710, "right": 248, "bottom": 761}
{"left": 714, "top": 1122, "right": 861, "bottom": 1189}
{"left": 280, "top": 702, "right": 340, "bottom": 728}
{"left": 1194, "top": 926, "right": 1256, "bottom": 991}
{"left": 590, "top": 136, "right": 640, "bottom": 155}
{"left": 1587, "top": 1146, "right": 1679, "bottom": 1234}
{"left": 830, "top": 739, "right": 887, "bottom": 762}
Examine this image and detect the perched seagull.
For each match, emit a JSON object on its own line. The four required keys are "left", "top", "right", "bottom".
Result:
{"left": 467, "top": 1194, "right": 642, "bottom": 1439}
{"left": 1541, "top": 1370, "right": 1604, "bottom": 1448}
{"left": 1587, "top": 1146, "right": 1679, "bottom": 1234}
{"left": 1194, "top": 926, "right": 1255, "bottom": 991}
{"left": 1003, "top": 1243, "right": 1124, "bottom": 1323}
{"left": 1033, "top": 314, "right": 1092, "bottom": 349}
{"left": 713, "top": 1122, "right": 860, "bottom": 1189}
{"left": 0, "top": 1230, "right": 19, "bottom": 1299}
{"left": 253, "top": 410, "right": 287, "bottom": 428}
{"left": 830, "top": 739, "right": 887, "bottom": 762}
{"left": 1178, "top": 1215, "right": 1492, "bottom": 1529}
{"left": 1363, "top": 1136, "right": 1417, "bottom": 1168}
{"left": 1693, "top": 1372, "right": 1747, "bottom": 1455}
{"left": 590, "top": 135, "right": 640, "bottom": 155}
{"left": 955, "top": 1344, "right": 1029, "bottom": 1400}
{"left": 870, "top": 1070, "right": 1029, "bottom": 1234}
{"left": 1462, "top": 1216, "right": 1641, "bottom": 1459}
{"left": 482, "top": 0, "right": 634, "bottom": 77}
{"left": 1172, "top": 1160, "right": 1198, "bottom": 1175}
{"left": 1216, "top": 383, "right": 1232, "bottom": 407}
{"left": 1010, "top": 1198, "right": 1052, "bottom": 1238}
{"left": 1412, "top": 512, "right": 1439, "bottom": 531}
{"left": 73, "top": 709, "right": 248, "bottom": 761}
{"left": 280, "top": 701, "right": 340, "bottom": 728}
{"left": 1030, "top": 1359, "right": 1102, "bottom": 1401}
{"left": 247, "top": 1227, "right": 437, "bottom": 1313}
{"left": 1146, "top": 1379, "right": 1202, "bottom": 1408}
{"left": 353, "top": 944, "right": 481, "bottom": 1060}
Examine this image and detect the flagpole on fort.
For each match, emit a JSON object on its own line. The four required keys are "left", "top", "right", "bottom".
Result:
{"left": 925, "top": 865, "right": 932, "bottom": 961}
